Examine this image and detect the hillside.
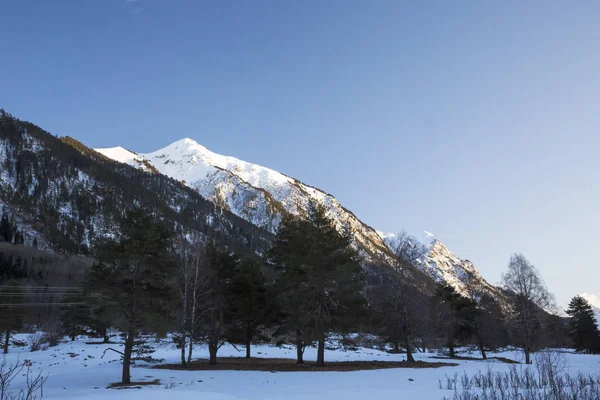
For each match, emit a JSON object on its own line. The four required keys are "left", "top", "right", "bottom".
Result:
{"left": 0, "top": 110, "right": 272, "bottom": 256}
{"left": 96, "top": 138, "right": 501, "bottom": 298}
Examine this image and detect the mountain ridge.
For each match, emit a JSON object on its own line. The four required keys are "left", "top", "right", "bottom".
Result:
{"left": 0, "top": 110, "right": 273, "bottom": 257}
{"left": 96, "top": 137, "right": 502, "bottom": 298}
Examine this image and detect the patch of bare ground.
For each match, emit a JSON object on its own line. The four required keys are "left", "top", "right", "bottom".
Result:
{"left": 107, "top": 379, "right": 161, "bottom": 389}
{"left": 154, "top": 357, "right": 457, "bottom": 372}
{"left": 431, "top": 355, "right": 520, "bottom": 364}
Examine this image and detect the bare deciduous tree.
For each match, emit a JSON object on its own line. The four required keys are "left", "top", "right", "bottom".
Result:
{"left": 0, "top": 357, "right": 47, "bottom": 400}
{"left": 174, "top": 234, "right": 209, "bottom": 367}
{"left": 502, "top": 253, "right": 555, "bottom": 364}
{"left": 368, "top": 232, "right": 429, "bottom": 362}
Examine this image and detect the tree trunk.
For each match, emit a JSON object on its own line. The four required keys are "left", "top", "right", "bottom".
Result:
{"left": 448, "top": 343, "right": 456, "bottom": 358}
{"left": 478, "top": 335, "right": 487, "bottom": 360}
{"left": 245, "top": 340, "right": 251, "bottom": 359}
{"left": 295, "top": 329, "right": 304, "bottom": 364}
{"left": 404, "top": 334, "right": 415, "bottom": 363}
{"left": 180, "top": 272, "right": 188, "bottom": 367}
{"left": 102, "top": 327, "right": 109, "bottom": 343}
{"left": 525, "top": 347, "right": 531, "bottom": 364}
{"left": 122, "top": 330, "right": 135, "bottom": 384}
{"left": 208, "top": 309, "right": 219, "bottom": 365}
{"left": 3, "top": 329, "right": 10, "bottom": 354}
{"left": 209, "top": 342, "right": 218, "bottom": 365}
{"left": 187, "top": 257, "right": 200, "bottom": 364}
{"left": 187, "top": 334, "right": 194, "bottom": 364}
{"left": 180, "top": 335, "right": 187, "bottom": 367}
{"left": 316, "top": 327, "right": 325, "bottom": 366}
{"left": 406, "top": 345, "right": 414, "bottom": 363}
{"left": 392, "top": 339, "right": 400, "bottom": 353}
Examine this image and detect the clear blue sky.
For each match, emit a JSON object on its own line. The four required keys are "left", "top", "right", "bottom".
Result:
{"left": 1, "top": 1, "right": 598, "bottom": 307}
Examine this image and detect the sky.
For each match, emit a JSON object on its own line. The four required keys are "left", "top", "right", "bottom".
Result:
{"left": 1, "top": 0, "right": 599, "bottom": 308}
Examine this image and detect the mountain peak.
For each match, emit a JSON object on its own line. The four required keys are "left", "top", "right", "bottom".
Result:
{"left": 158, "top": 138, "right": 210, "bottom": 155}
{"left": 96, "top": 138, "right": 498, "bottom": 298}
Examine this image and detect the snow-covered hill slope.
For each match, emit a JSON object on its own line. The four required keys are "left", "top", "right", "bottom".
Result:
{"left": 0, "top": 111, "right": 272, "bottom": 255}
{"left": 96, "top": 139, "right": 390, "bottom": 260}
{"left": 381, "top": 231, "right": 501, "bottom": 297}
{"left": 96, "top": 139, "right": 498, "bottom": 297}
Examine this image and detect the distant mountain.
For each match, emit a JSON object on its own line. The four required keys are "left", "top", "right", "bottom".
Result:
{"left": 0, "top": 109, "right": 508, "bottom": 301}
{"left": 96, "top": 139, "right": 391, "bottom": 261}
{"left": 0, "top": 110, "right": 272, "bottom": 255}
{"left": 381, "top": 231, "right": 501, "bottom": 297}
{"left": 97, "top": 138, "right": 502, "bottom": 298}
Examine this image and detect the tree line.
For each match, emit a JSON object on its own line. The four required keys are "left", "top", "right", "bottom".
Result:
{"left": 1, "top": 203, "right": 598, "bottom": 385}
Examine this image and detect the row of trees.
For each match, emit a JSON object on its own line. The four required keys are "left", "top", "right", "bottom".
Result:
{"left": 2, "top": 203, "right": 597, "bottom": 383}
{"left": 77, "top": 202, "right": 368, "bottom": 383}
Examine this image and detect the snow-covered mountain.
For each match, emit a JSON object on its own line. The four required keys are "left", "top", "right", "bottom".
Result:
{"left": 0, "top": 111, "right": 272, "bottom": 255}
{"left": 381, "top": 231, "right": 500, "bottom": 296}
{"left": 96, "top": 138, "right": 499, "bottom": 296}
{"left": 96, "top": 139, "right": 391, "bottom": 260}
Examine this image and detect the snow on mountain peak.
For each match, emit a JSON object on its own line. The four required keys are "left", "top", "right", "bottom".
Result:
{"left": 95, "top": 146, "right": 141, "bottom": 165}
{"left": 96, "top": 138, "right": 497, "bottom": 297}
{"left": 95, "top": 138, "right": 387, "bottom": 254}
{"left": 144, "top": 138, "right": 293, "bottom": 189}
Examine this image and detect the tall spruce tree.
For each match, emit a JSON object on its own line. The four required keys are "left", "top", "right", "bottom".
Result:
{"left": 86, "top": 206, "right": 176, "bottom": 384}
{"left": 269, "top": 201, "right": 367, "bottom": 366}
{"left": 203, "top": 242, "right": 239, "bottom": 365}
{"left": 566, "top": 295, "right": 600, "bottom": 354}
{"left": 224, "top": 258, "right": 275, "bottom": 359}
{"left": 434, "top": 282, "right": 477, "bottom": 358}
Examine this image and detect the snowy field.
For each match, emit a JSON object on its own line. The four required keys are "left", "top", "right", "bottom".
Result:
{"left": 2, "top": 335, "right": 600, "bottom": 400}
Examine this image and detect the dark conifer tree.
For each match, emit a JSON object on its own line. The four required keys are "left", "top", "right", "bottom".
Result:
{"left": 0, "top": 283, "right": 26, "bottom": 354}
{"left": 86, "top": 206, "right": 176, "bottom": 384}
{"left": 203, "top": 242, "right": 239, "bottom": 365}
{"left": 434, "top": 282, "right": 477, "bottom": 358}
{"left": 566, "top": 295, "right": 600, "bottom": 354}
{"left": 224, "top": 258, "right": 275, "bottom": 358}
{"left": 269, "top": 201, "right": 367, "bottom": 366}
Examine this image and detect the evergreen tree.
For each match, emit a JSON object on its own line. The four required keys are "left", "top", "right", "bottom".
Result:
{"left": 61, "top": 292, "right": 89, "bottom": 341}
{"left": 86, "top": 206, "right": 176, "bottom": 384}
{"left": 566, "top": 295, "right": 600, "bottom": 354}
{"left": 0, "top": 283, "right": 26, "bottom": 354}
{"left": 0, "top": 214, "right": 12, "bottom": 242}
{"left": 202, "top": 242, "right": 239, "bottom": 365}
{"left": 434, "top": 282, "right": 476, "bottom": 358}
{"left": 224, "top": 258, "right": 276, "bottom": 358}
{"left": 269, "top": 201, "right": 367, "bottom": 366}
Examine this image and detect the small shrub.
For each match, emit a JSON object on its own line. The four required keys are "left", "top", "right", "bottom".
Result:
{"left": 0, "top": 357, "right": 47, "bottom": 399}
{"left": 28, "top": 332, "right": 44, "bottom": 352}
{"left": 439, "top": 351, "right": 600, "bottom": 400}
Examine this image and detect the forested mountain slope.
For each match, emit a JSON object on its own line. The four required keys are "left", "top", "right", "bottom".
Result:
{"left": 0, "top": 110, "right": 272, "bottom": 255}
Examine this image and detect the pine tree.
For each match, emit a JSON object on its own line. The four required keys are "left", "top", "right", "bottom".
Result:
{"left": 203, "top": 242, "right": 239, "bottom": 365}
{"left": 86, "top": 206, "right": 176, "bottom": 384}
{"left": 434, "top": 282, "right": 477, "bottom": 358}
{"left": 566, "top": 295, "right": 600, "bottom": 354}
{"left": 0, "top": 214, "right": 11, "bottom": 242}
{"left": 224, "top": 258, "right": 276, "bottom": 358}
{"left": 0, "top": 283, "right": 26, "bottom": 353}
{"left": 269, "top": 201, "right": 367, "bottom": 366}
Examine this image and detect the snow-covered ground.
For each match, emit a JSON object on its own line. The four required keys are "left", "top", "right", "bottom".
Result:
{"left": 2, "top": 336, "right": 599, "bottom": 400}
